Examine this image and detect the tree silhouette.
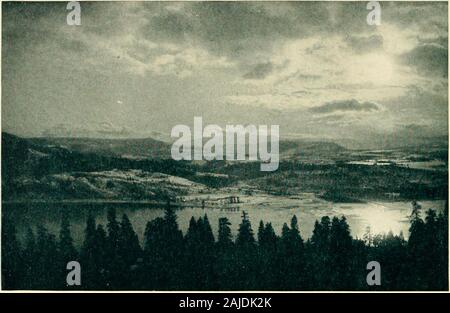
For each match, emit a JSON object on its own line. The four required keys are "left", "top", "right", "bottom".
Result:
{"left": 236, "top": 211, "right": 255, "bottom": 247}
{"left": 22, "top": 227, "right": 37, "bottom": 289}
{"left": 118, "top": 214, "right": 142, "bottom": 267}
{"left": 59, "top": 211, "right": 76, "bottom": 260}
{"left": 256, "top": 221, "right": 277, "bottom": 289}
{"left": 328, "top": 216, "right": 353, "bottom": 289}
{"left": 35, "top": 225, "right": 59, "bottom": 289}
{"left": 217, "top": 217, "right": 233, "bottom": 249}
{"left": 235, "top": 211, "right": 257, "bottom": 289}
{"left": 2, "top": 203, "right": 448, "bottom": 291}
{"left": 58, "top": 210, "right": 77, "bottom": 288}
{"left": 1, "top": 223, "right": 21, "bottom": 289}
{"left": 80, "top": 214, "right": 104, "bottom": 289}
{"left": 215, "top": 217, "right": 236, "bottom": 289}
{"left": 106, "top": 208, "right": 120, "bottom": 257}
{"left": 280, "top": 216, "right": 305, "bottom": 289}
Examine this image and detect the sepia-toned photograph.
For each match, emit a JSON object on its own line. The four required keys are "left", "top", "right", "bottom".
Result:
{"left": 1, "top": 1, "right": 448, "bottom": 292}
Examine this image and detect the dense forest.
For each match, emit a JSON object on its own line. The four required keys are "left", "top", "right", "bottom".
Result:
{"left": 2, "top": 202, "right": 448, "bottom": 291}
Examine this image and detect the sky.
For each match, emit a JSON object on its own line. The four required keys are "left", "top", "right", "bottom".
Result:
{"left": 1, "top": 1, "right": 448, "bottom": 148}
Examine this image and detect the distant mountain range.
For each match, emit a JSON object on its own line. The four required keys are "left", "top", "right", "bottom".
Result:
{"left": 5, "top": 132, "right": 351, "bottom": 160}
{"left": 3, "top": 131, "right": 448, "bottom": 163}
{"left": 29, "top": 136, "right": 172, "bottom": 159}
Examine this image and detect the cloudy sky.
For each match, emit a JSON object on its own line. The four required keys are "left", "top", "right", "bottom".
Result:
{"left": 2, "top": 1, "right": 448, "bottom": 148}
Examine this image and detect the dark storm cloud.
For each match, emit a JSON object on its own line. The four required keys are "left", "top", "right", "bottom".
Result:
{"left": 144, "top": 9, "right": 194, "bottom": 42}
{"left": 5, "top": 1, "right": 446, "bottom": 64}
{"left": 2, "top": 2, "right": 65, "bottom": 45}
{"left": 401, "top": 43, "right": 448, "bottom": 78}
{"left": 186, "top": 1, "right": 324, "bottom": 40}
{"left": 8, "top": 1, "right": 442, "bottom": 72}
{"left": 310, "top": 99, "right": 380, "bottom": 114}
{"left": 131, "top": 1, "right": 449, "bottom": 70}
{"left": 2, "top": 1, "right": 65, "bottom": 20}
{"left": 243, "top": 62, "right": 274, "bottom": 79}
{"left": 1, "top": 2, "right": 120, "bottom": 59}
{"left": 139, "top": 1, "right": 303, "bottom": 60}
{"left": 137, "top": 1, "right": 378, "bottom": 62}
{"left": 382, "top": 1, "right": 448, "bottom": 33}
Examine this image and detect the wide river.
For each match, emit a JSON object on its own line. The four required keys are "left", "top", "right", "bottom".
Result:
{"left": 3, "top": 195, "right": 445, "bottom": 247}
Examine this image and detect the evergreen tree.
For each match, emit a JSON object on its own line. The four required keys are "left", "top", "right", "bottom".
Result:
{"left": 281, "top": 223, "right": 290, "bottom": 241}
{"left": 277, "top": 218, "right": 305, "bottom": 290}
{"left": 288, "top": 215, "right": 305, "bottom": 288}
{"left": 163, "top": 203, "right": 183, "bottom": 289}
{"left": 410, "top": 201, "right": 422, "bottom": 220}
{"left": 435, "top": 203, "right": 448, "bottom": 290}
{"left": 236, "top": 211, "right": 255, "bottom": 247}
{"left": 118, "top": 214, "right": 142, "bottom": 267}
{"left": 59, "top": 211, "right": 77, "bottom": 264}
{"left": 80, "top": 214, "right": 102, "bottom": 289}
{"left": 235, "top": 211, "right": 257, "bottom": 289}
{"left": 328, "top": 216, "right": 353, "bottom": 289}
{"left": 22, "top": 226, "right": 37, "bottom": 289}
{"left": 143, "top": 203, "right": 183, "bottom": 290}
{"left": 311, "top": 216, "right": 331, "bottom": 250}
{"left": 106, "top": 207, "right": 120, "bottom": 256}
{"left": 290, "top": 215, "right": 304, "bottom": 249}
{"left": 257, "top": 221, "right": 265, "bottom": 243}
{"left": 1, "top": 223, "right": 21, "bottom": 289}
{"left": 183, "top": 215, "right": 216, "bottom": 289}
{"left": 217, "top": 217, "right": 233, "bottom": 248}
{"left": 421, "top": 209, "right": 441, "bottom": 289}
{"left": 94, "top": 224, "right": 108, "bottom": 287}
{"left": 58, "top": 210, "right": 78, "bottom": 289}
{"left": 215, "top": 217, "right": 236, "bottom": 290}
{"left": 163, "top": 202, "right": 183, "bottom": 245}
{"left": 309, "top": 216, "right": 332, "bottom": 289}
{"left": 142, "top": 217, "right": 166, "bottom": 289}
{"left": 94, "top": 224, "right": 108, "bottom": 262}
{"left": 406, "top": 201, "right": 427, "bottom": 289}
{"left": 201, "top": 214, "right": 215, "bottom": 245}
{"left": 35, "top": 225, "right": 59, "bottom": 289}
{"left": 112, "top": 214, "right": 142, "bottom": 289}
{"left": 277, "top": 223, "right": 292, "bottom": 289}
{"left": 185, "top": 217, "right": 198, "bottom": 243}
{"left": 104, "top": 208, "right": 124, "bottom": 289}
{"left": 368, "top": 230, "right": 406, "bottom": 290}
{"left": 260, "top": 222, "right": 277, "bottom": 250}
{"left": 182, "top": 216, "right": 199, "bottom": 289}
{"left": 256, "top": 221, "right": 277, "bottom": 289}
